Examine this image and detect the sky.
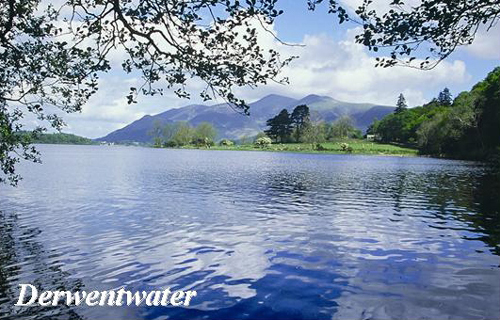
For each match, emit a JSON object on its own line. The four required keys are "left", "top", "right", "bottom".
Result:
{"left": 58, "top": 1, "right": 500, "bottom": 139}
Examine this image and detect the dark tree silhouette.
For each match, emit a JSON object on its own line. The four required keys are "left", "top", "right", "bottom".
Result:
{"left": 265, "top": 109, "right": 293, "bottom": 143}
{"left": 395, "top": 93, "right": 408, "bottom": 114}
{"left": 438, "top": 88, "right": 453, "bottom": 106}
{"left": 291, "top": 105, "right": 311, "bottom": 142}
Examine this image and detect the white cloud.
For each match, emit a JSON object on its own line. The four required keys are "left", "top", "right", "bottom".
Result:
{"left": 235, "top": 28, "right": 469, "bottom": 107}
{"left": 464, "top": 23, "right": 500, "bottom": 60}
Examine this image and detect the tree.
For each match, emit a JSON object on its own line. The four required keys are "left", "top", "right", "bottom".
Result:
{"left": 171, "top": 122, "right": 194, "bottom": 146}
{"left": 239, "top": 134, "right": 250, "bottom": 145}
{"left": 438, "top": 88, "right": 453, "bottom": 106}
{"left": 0, "top": 0, "right": 293, "bottom": 185}
{"left": 309, "top": 1, "right": 500, "bottom": 69}
{"left": 366, "top": 118, "right": 379, "bottom": 136}
{"left": 301, "top": 122, "right": 327, "bottom": 145}
{"left": 265, "top": 109, "right": 293, "bottom": 143}
{"left": 163, "top": 123, "right": 182, "bottom": 144}
{"left": 219, "top": 139, "right": 234, "bottom": 147}
{"left": 255, "top": 136, "right": 272, "bottom": 148}
{"left": 194, "top": 122, "right": 217, "bottom": 144}
{"left": 255, "top": 132, "right": 269, "bottom": 141}
{"left": 395, "top": 94, "right": 408, "bottom": 114}
{"left": 373, "top": 67, "right": 500, "bottom": 159}
{"left": 290, "top": 105, "right": 311, "bottom": 142}
{"left": 330, "top": 116, "right": 355, "bottom": 139}
{"left": 149, "top": 120, "right": 165, "bottom": 147}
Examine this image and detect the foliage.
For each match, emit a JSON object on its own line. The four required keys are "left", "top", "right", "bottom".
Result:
{"left": 171, "top": 122, "right": 195, "bottom": 146}
{"left": 265, "top": 109, "right": 293, "bottom": 143}
{"left": 163, "top": 123, "right": 182, "bottom": 144}
{"left": 265, "top": 109, "right": 363, "bottom": 145}
{"left": 194, "top": 122, "right": 217, "bottom": 145}
{"left": 290, "top": 105, "right": 311, "bottom": 142}
{"left": 193, "top": 137, "right": 214, "bottom": 148}
{"left": 301, "top": 122, "right": 326, "bottom": 144}
{"left": 255, "top": 132, "right": 269, "bottom": 141}
{"left": 239, "top": 135, "right": 250, "bottom": 145}
{"left": 27, "top": 132, "right": 95, "bottom": 145}
{"left": 371, "top": 67, "right": 500, "bottom": 159}
{"left": 438, "top": 88, "right": 453, "bottom": 106}
{"left": 254, "top": 137, "right": 272, "bottom": 148}
{"left": 219, "top": 139, "right": 234, "bottom": 147}
{"left": 329, "top": 116, "right": 360, "bottom": 139}
{"left": 213, "top": 139, "right": 417, "bottom": 156}
{"left": 149, "top": 121, "right": 218, "bottom": 147}
{"left": 395, "top": 94, "right": 408, "bottom": 114}
{"left": 309, "top": 0, "right": 500, "bottom": 69}
{"left": 149, "top": 120, "right": 165, "bottom": 147}
{"left": 0, "top": 0, "right": 295, "bottom": 185}
{"left": 0, "top": 106, "right": 41, "bottom": 185}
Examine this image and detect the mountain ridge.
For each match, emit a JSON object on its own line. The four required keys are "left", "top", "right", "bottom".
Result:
{"left": 96, "top": 94, "right": 395, "bottom": 143}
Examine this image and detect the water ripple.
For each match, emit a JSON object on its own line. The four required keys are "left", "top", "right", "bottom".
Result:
{"left": 0, "top": 145, "right": 499, "bottom": 319}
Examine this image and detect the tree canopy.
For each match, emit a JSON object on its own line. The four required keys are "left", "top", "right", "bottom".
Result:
{"left": 309, "top": 0, "right": 500, "bottom": 69}
{"left": 371, "top": 67, "right": 500, "bottom": 160}
{"left": 438, "top": 88, "right": 453, "bottom": 106}
{"left": 290, "top": 105, "right": 311, "bottom": 142}
{"left": 265, "top": 109, "right": 293, "bottom": 143}
{"left": 395, "top": 94, "right": 407, "bottom": 114}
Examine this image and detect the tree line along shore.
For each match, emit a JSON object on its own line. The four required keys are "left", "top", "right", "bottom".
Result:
{"left": 21, "top": 67, "right": 499, "bottom": 161}
{"left": 147, "top": 67, "right": 500, "bottom": 161}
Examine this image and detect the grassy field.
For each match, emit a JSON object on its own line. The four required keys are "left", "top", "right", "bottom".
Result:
{"left": 185, "top": 139, "right": 418, "bottom": 156}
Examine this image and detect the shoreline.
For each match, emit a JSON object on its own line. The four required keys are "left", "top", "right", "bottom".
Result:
{"left": 166, "top": 140, "right": 419, "bottom": 157}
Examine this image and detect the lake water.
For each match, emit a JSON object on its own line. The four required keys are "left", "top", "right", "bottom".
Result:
{"left": 0, "top": 144, "right": 499, "bottom": 319}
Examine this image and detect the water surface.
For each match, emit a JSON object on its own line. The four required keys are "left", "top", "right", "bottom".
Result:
{"left": 0, "top": 145, "right": 499, "bottom": 319}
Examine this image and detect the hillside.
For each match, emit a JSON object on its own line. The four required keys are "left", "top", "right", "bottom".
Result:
{"left": 372, "top": 67, "right": 500, "bottom": 160}
{"left": 97, "top": 94, "right": 395, "bottom": 143}
{"left": 20, "top": 132, "right": 96, "bottom": 145}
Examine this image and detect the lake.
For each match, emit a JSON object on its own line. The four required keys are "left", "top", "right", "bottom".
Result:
{"left": 0, "top": 144, "right": 499, "bottom": 319}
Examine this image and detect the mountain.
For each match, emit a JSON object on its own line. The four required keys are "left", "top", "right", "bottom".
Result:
{"left": 96, "top": 94, "right": 395, "bottom": 143}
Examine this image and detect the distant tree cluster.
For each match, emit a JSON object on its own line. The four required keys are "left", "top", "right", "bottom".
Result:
{"left": 15, "top": 132, "right": 95, "bottom": 145}
{"left": 264, "top": 105, "right": 362, "bottom": 145}
{"left": 149, "top": 121, "right": 217, "bottom": 148}
{"left": 369, "top": 67, "right": 500, "bottom": 159}
{"left": 31, "top": 133, "right": 95, "bottom": 145}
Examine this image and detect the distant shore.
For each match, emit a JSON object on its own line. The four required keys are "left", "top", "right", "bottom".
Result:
{"left": 173, "top": 140, "right": 419, "bottom": 157}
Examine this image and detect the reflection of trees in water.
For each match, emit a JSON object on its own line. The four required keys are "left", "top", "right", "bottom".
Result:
{"left": 0, "top": 210, "right": 84, "bottom": 319}
{"left": 263, "top": 165, "right": 500, "bottom": 255}
{"left": 469, "top": 169, "right": 500, "bottom": 254}
{"left": 421, "top": 168, "right": 500, "bottom": 255}
{"left": 379, "top": 167, "right": 500, "bottom": 255}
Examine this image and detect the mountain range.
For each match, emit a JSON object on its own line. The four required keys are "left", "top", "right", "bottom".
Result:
{"left": 96, "top": 94, "right": 395, "bottom": 143}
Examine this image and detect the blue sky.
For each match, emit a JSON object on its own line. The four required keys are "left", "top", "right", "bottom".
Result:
{"left": 60, "top": 1, "right": 499, "bottom": 138}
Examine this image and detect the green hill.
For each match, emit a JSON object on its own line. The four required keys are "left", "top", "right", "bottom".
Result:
{"left": 23, "top": 132, "right": 96, "bottom": 145}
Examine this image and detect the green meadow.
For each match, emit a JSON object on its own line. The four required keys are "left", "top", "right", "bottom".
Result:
{"left": 186, "top": 140, "right": 418, "bottom": 156}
